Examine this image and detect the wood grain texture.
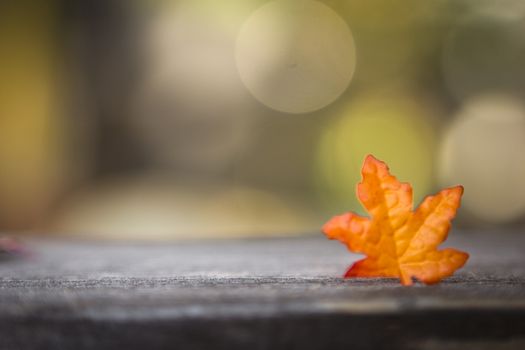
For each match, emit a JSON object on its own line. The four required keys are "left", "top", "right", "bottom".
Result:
{"left": 0, "top": 230, "right": 524, "bottom": 349}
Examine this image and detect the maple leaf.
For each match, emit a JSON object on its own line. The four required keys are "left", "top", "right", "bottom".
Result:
{"left": 322, "top": 155, "right": 469, "bottom": 286}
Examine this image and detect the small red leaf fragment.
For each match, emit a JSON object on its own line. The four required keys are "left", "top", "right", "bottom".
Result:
{"left": 322, "top": 155, "right": 469, "bottom": 286}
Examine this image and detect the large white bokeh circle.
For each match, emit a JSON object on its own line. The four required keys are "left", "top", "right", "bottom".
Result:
{"left": 439, "top": 95, "right": 525, "bottom": 223}
{"left": 235, "top": 0, "right": 356, "bottom": 114}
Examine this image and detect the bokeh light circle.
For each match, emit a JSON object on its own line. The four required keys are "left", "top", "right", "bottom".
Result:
{"left": 439, "top": 94, "right": 525, "bottom": 224}
{"left": 235, "top": 0, "right": 356, "bottom": 114}
{"left": 315, "top": 94, "right": 436, "bottom": 213}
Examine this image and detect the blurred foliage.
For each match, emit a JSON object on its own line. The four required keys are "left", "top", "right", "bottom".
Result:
{"left": 0, "top": 0, "right": 524, "bottom": 238}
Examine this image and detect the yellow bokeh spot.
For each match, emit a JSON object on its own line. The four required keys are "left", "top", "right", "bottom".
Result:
{"left": 315, "top": 94, "right": 437, "bottom": 214}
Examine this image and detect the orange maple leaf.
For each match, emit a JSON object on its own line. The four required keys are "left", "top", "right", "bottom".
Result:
{"left": 322, "top": 155, "right": 469, "bottom": 286}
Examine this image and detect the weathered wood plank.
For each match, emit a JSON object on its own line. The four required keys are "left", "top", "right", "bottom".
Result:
{"left": 0, "top": 231, "right": 524, "bottom": 349}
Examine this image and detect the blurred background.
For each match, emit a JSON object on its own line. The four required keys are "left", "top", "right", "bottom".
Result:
{"left": 0, "top": 0, "right": 524, "bottom": 240}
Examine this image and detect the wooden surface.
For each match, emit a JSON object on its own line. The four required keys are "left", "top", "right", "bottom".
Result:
{"left": 0, "top": 231, "right": 524, "bottom": 349}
